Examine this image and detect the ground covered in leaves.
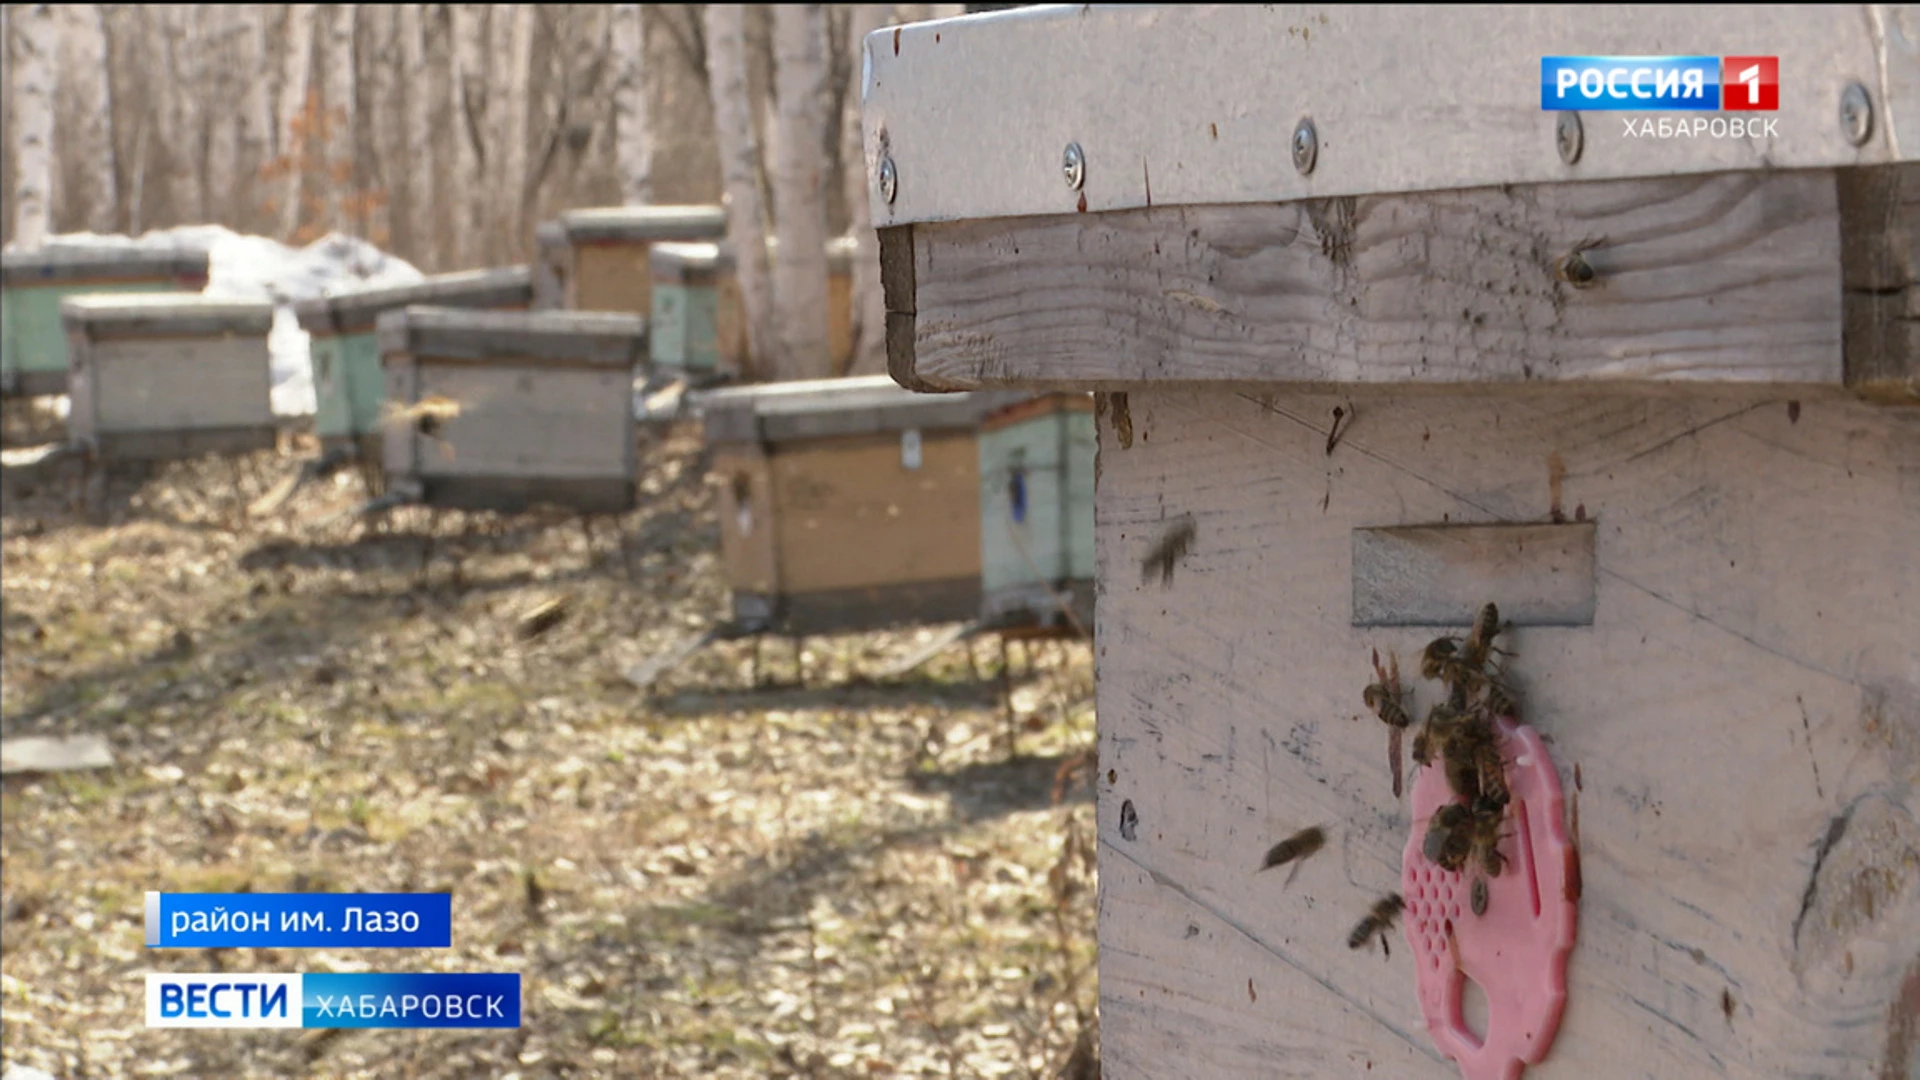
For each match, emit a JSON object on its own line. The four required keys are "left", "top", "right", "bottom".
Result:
{"left": 0, "top": 416, "right": 1099, "bottom": 1079}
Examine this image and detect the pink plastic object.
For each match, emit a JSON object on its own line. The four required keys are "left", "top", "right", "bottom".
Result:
{"left": 1401, "top": 714, "right": 1578, "bottom": 1080}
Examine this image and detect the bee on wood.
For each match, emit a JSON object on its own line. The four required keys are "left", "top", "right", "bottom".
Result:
{"left": 1363, "top": 649, "right": 1413, "bottom": 797}
{"left": 1258, "top": 825, "right": 1326, "bottom": 887}
{"left": 1462, "top": 602, "right": 1504, "bottom": 669}
{"left": 1140, "top": 518, "right": 1197, "bottom": 588}
{"left": 1484, "top": 680, "right": 1521, "bottom": 722}
{"left": 1348, "top": 893, "right": 1405, "bottom": 951}
{"left": 1422, "top": 635, "right": 1492, "bottom": 704}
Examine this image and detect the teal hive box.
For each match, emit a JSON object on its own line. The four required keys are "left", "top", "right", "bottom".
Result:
{"left": 61, "top": 294, "right": 276, "bottom": 462}
{"left": 294, "top": 266, "right": 534, "bottom": 447}
{"left": 649, "top": 242, "right": 736, "bottom": 378}
{"left": 2, "top": 246, "right": 210, "bottom": 397}
{"left": 976, "top": 394, "right": 1096, "bottom": 629}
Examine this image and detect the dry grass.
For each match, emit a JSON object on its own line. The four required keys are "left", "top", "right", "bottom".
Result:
{"left": 0, "top": 419, "right": 1098, "bottom": 1079}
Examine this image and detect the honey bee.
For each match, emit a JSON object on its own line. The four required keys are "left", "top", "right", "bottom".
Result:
{"left": 385, "top": 395, "right": 464, "bottom": 458}
{"left": 1259, "top": 826, "right": 1326, "bottom": 877}
{"left": 1470, "top": 875, "right": 1490, "bottom": 916}
{"left": 1347, "top": 893, "right": 1405, "bottom": 951}
{"left": 1363, "top": 649, "right": 1412, "bottom": 797}
{"left": 1422, "top": 803, "right": 1474, "bottom": 871}
{"left": 1465, "top": 800, "right": 1509, "bottom": 879}
{"left": 1484, "top": 680, "right": 1521, "bottom": 722}
{"left": 1140, "top": 518, "right": 1197, "bottom": 588}
{"left": 1462, "top": 602, "right": 1503, "bottom": 669}
{"left": 1473, "top": 739, "right": 1511, "bottom": 810}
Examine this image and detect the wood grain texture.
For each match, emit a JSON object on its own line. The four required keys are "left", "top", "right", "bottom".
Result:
{"left": 769, "top": 429, "right": 981, "bottom": 594}
{"left": 1351, "top": 523, "right": 1597, "bottom": 628}
{"left": 70, "top": 337, "right": 272, "bottom": 442}
{"left": 1838, "top": 163, "right": 1920, "bottom": 401}
{"left": 1093, "top": 387, "right": 1920, "bottom": 1079}
{"left": 409, "top": 363, "right": 634, "bottom": 481}
{"left": 893, "top": 171, "right": 1850, "bottom": 391}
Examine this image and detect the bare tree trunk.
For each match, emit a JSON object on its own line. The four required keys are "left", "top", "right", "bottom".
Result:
{"left": 449, "top": 3, "right": 488, "bottom": 266}
{"left": 160, "top": 6, "right": 205, "bottom": 224}
{"left": 841, "top": 4, "right": 889, "bottom": 376}
{"left": 497, "top": 3, "right": 533, "bottom": 253}
{"left": 278, "top": 3, "right": 318, "bottom": 239}
{"left": 771, "top": 4, "right": 832, "bottom": 380}
{"left": 200, "top": 6, "right": 240, "bottom": 225}
{"left": 237, "top": 4, "right": 273, "bottom": 209}
{"left": 11, "top": 4, "right": 57, "bottom": 248}
{"left": 398, "top": 3, "right": 432, "bottom": 263}
{"left": 610, "top": 3, "right": 652, "bottom": 205}
{"left": 60, "top": 4, "right": 118, "bottom": 233}
{"left": 323, "top": 3, "right": 357, "bottom": 235}
{"left": 705, "top": 4, "right": 775, "bottom": 381}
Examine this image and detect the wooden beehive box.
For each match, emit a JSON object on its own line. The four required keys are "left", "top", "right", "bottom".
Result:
{"left": 294, "top": 266, "right": 534, "bottom": 449}
{"left": 532, "top": 221, "right": 572, "bottom": 311}
{"left": 977, "top": 393, "right": 1096, "bottom": 629}
{"left": 2, "top": 246, "right": 210, "bottom": 397}
{"left": 701, "top": 374, "right": 1024, "bottom": 634}
{"left": 557, "top": 204, "right": 727, "bottom": 316}
{"left": 648, "top": 236, "right": 859, "bottom": 380}
{"left": 61, "top": 294, "right": 276, "bottom": 461}
{"left": 377, "top": 306, "right": 648, "bottom": 513}
{"left": 867, "top": 7, "right": 1920, "bottom": 1079}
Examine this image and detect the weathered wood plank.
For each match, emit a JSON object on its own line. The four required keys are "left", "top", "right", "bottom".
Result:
{"left": 1351, "top": 523, "right": 1597, "bottom": 628}
{"left": 894, "top": 171, "right": 1849, "bottom": 391}
{"left": 862, "top": 6, "right": 1914, "bottom": 225}
{"left": 1094, "top": 386, "right": 1920, "bottom": 1078}
{"left": 1839, "top": 163, "right": 1920, "bottom": 402}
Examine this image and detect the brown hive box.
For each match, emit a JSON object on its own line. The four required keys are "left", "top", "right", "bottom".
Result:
{"left": 700, "top": 374, "right": 1026, "bottom": 634}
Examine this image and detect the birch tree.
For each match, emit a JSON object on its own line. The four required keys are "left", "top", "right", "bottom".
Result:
{"left": 610, "top": 3, "right": 652, "bottom": 205}
{"left": 498, "top": 3, "right": 534, "bottom": 249}
{"left": 278, "top": 3, "right": 317, "bottom": 238}
{"left": 401, "top": 2, "right": 437, "bottom": 263}
{"left": 322, "top": 4, "right": 357, "bottom": 234}
{"left": 9, "top": 4, "right": 57, "bottom": 249}
{"left": 841, "top": 4, "right": 890, "bottom": 375}
{"left": 449, "top": 3, "right": 489, "bottom": 266}
{"left": 771, "top": 4, "right": 832, "bottom": 380}
{"left": 236, "top": 5, "right": 273, "bottom": 194}
{"left": 60, "top": 4, "right": 117, "bottom": 233}
{"left": 705, "top": 4, "right": 774, "bottom": 380}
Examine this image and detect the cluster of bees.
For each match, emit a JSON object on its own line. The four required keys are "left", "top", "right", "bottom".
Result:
{"left": 1261, "top": 602, "right": 1519, "bottom": 952}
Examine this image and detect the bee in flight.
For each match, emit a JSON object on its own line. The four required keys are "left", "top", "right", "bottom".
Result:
{"left": 385, "top": 395, "right": 464, "bottom": 459}
{"left": 1258, "top": 825, "right": 1326, "bottom": 887}
{"left": 1348, "top": 893, "right": 1405, "bottom": 954}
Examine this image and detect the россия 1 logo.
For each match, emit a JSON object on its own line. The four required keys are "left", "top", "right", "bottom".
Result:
{"left": 1540, "top": 56, "right": 1779, "bottom": 111}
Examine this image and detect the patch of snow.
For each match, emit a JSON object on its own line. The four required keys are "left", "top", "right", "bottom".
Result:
{"left": 28, "top": 226, "right": 422, "bottom": 417}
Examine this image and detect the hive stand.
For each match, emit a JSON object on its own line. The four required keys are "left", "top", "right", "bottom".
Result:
{"left": 2, "top": 246, "right": 209, "bottom": 400}
{"left": 866, "top": 7, "right": 1919, "bottom": 1079}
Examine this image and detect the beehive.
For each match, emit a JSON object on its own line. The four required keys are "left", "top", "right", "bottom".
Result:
{"left": 532, "top": 221, "right": 572, "bottom": 311}
{"left": 866, "top": 7, "right": 1920, "bottom": 1078}
{"left": 294, "top": 266, "right": 534, "bottom": 449}
{"left": 377, "top": 306, "right": 648, "bottom": 513}
{"left": 2, "top": 246, "right": 209, "bottom": 397}
{"left": 648, "top": 242, "right": 741, "bottom": 379}
{"left": 557, "top": 205, "right": 727, "bottom": 316}
{"left": 977, "top": 393, "right": 1096, "bottom": 629}
{"left": 701, "top": 375, "right": 1023, "bottom": 634}
{"left": 61, "top": 294, "right": 275, "bottom": 462}
{"left": 648, "top": 236, "right": 860, "bottom": 379}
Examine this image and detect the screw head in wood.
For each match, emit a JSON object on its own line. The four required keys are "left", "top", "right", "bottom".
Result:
{"left": 1840, "top": 83, "right": 1874, "bottom": 147}
{"left": 1291, "top": 118, "right": 1318, "bottom": 175}
{"left": 878, "top": 155, "right": 898, "bottom": 204}
{"left": 1556, "top": 112, "right": 1584, "bottom": 165}
{"left": 1062, "top": 142, "right": 1086, "bottom": 191}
